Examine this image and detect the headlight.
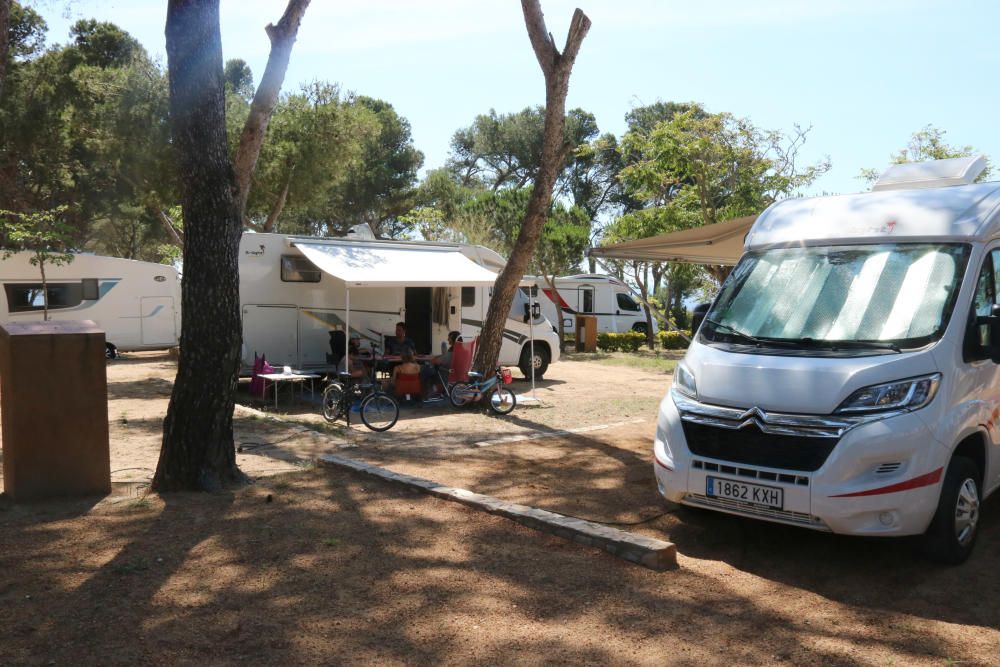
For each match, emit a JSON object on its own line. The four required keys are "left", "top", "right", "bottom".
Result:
{"left": 835, "top": 373, "right": 940, "bottom": 414}
{"left": 672, "top": 362, "right": 697, "bottom": 398}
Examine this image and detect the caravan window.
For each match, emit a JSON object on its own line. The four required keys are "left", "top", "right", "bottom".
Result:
{"left": 581, "top": 287, "right": 594, "bottom": 313}
{"left": 520, "top": 285, "right": 539, "bottom": 298}
{"left": 616, "top": 293, "right": 641, "bottom": 312}
{"left": 4, "top": 282, "right": 84, "bottom": 312}
{"left": 281, "top": 255, "right": 322, "bottom": 283}
{"left": 461, "top": 286, "right": 476, "bottom": 307}
{"left": 82, "top": 279, "right": 99, "bottom": 300}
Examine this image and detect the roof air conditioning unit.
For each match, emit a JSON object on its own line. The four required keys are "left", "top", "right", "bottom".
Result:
{"left": 872, "top": 155, "right": 988, "bottom": 192}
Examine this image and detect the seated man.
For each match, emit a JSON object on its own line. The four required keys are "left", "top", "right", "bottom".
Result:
{"left": 384, "top": 322, "right": 416, "bottom": 356}
{"left": 421, "top": 331, "right": 461, "bottom": 396}
{"left": 337, "top": 337, "right": 367, "bottom": 381}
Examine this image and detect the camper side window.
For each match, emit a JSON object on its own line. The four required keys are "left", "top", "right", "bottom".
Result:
{"left": 461, "top": 286, "right": 476, "bottom": 307}
{"left": 281, "top": 255, "right": 321, "bottom": 283}
{"left": 616, "top": 293, "right": 641, "bottom": 312}
{"left": 82, "top": 279, "right": 99, "bottom": 300}
{"left": 3, "top": 283, "right": 83, "bottom": 312}
{"left": 581, "top": 287, "right": 594, "bottom": 313}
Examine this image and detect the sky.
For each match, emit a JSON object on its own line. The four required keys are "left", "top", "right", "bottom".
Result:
{"left": 34, "top": 0, "right": 1000, "bottom": 197}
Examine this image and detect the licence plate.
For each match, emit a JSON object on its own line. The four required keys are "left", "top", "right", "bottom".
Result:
{"left": 706, "top": 476, "right": 783, "bottom": 510}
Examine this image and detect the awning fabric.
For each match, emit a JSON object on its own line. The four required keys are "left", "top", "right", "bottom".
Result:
{"left": 293, "top": 241, "right": 500, "bottom": 287}
{"left": 589, "top": 215, "right": 757, "bottom": 266}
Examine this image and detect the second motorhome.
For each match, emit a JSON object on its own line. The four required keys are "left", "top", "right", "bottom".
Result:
{"left": 527, "top": 274, "right": 655, "bottom": 335}
{"left": 239, "top": 233, "right": 561, "bottom": 379}
{"left": 0, "top": 252, "right": 181, "bottom": 358}
{"left": 654, "top": 156, "right": 999, "bottom": 563}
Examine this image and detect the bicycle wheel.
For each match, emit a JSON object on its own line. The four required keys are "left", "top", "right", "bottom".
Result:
{"left": 449, "top": 382, "right": 476, "bottom": 407}
{"left": 487, "top": 385, "right": 516, "bottom": 415}
{"left": 360, "top": 392, "right": 399, "bottom": 432}
{"left": 322, "top": 382, "right": 346, "bottom": 422}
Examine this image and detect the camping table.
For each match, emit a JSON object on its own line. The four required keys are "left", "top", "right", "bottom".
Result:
{"left": 258, "top": 371, "right": 322, "bottom": 409}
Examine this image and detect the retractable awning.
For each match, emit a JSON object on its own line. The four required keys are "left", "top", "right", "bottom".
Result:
{"left": 589, "top": 215, "right": 757, "bottom": 266}
{"left": 293, "top": 241, "right": 500, "bottom": 287}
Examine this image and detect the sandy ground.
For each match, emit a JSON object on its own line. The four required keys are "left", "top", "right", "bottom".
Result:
{"left": 1, "top": 351, "right": 999, "bottom": 665}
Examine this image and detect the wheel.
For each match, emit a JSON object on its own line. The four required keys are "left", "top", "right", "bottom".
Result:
{"left": 487, "top": 386, "right": 516, "bottom": 415}
{"left": 449, "top": 382, "right": 476, "bottom": 407}
{"left": 360, "top": 392, "right": 399, "bottom": 432}
{"left": 921, "top": 456, "right": 981, "bottom": 565}
{"left": 518, "top": 344, "right": 549, "bottom": 380}
{"left": 321, "top": 382, "right": 346, "bottom": 422}
{"left": 633, "top": 323, "right": 648, "bottom": 334}
{"left": 106, "top": 343, "right": 118, "bottom": 360}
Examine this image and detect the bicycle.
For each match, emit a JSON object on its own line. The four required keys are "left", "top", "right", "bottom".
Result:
{"left": 448, "top": 367, "right": 516, "bottom": 415}
{"left": 321, "top": 372, "right": 399, "bottom": 432}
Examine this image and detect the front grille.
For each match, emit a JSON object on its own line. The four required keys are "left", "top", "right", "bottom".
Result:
{"left": 692, "top": 459, "right": 809, "bottom": 486}
{"left": 682, "top": 421, "right": 838, "bottom": 472}
{"left": 684, "top": 493, "right": 829, "bottom": 530}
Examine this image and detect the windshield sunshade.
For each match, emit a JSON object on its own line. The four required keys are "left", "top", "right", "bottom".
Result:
{"left": 704, "top": 244, "right": 970, "bottom": 349}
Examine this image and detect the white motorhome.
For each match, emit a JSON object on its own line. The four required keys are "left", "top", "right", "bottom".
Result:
{"left": 654, "top": 156, "right": 1000, "bottom": 563}
{"left": 239, "top": 233, "right": 560, "bottom": 378}
{"left": 526, "top": 274, "right": 654, "bottom": 335}
{"left": 0, "top": 252, "right": 181, "bottom": 358}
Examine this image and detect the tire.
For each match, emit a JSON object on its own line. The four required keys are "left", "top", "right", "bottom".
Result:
{"left": 360, "top": 392, "right": 398, "bottom": 432}
{"left": 322, "top": 383, "right": 346, "bottom": 423}
{"left": 633, "top": 323, "right": 648, "bottom": 334}
{"left": 518, "top": 344, "right": 550, "bottom": 380}
{"left": 487, "top": 386, "right": 516, "bottom": 415}
{"left": 106, "top": 343, "right": 118, "bottom": 360}
{"left": 449, "top": 382, "right": 476, "bottom": 407}
{"left": 921, "top": 456, "right": 981, "bottom": 565}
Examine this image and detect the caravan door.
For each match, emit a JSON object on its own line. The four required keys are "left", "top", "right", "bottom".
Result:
{"left": 242, "top": 305, "right": 298, "bottom": 368}
{"left": 460, "top": 286, "right": 482, "bottom": 343}
{"left": 140, "top": 297, "right": 177, "bottom": 346}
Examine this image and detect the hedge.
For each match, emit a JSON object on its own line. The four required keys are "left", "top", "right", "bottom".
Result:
{"left": 596, "top": 332, "right": 646, "bottom": 352}
{"left": 658, "top": 330, "right": 690, "bottom": 350}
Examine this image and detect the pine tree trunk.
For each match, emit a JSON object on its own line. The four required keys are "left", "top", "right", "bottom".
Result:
{"left": 154, "top": 0, "right": 245, "bottom": 492}
{"left": 0, "top": 0, "right": 9, "bottom": 101}
{"left": 473, "top": 1, "right": 590, "bottom": 373}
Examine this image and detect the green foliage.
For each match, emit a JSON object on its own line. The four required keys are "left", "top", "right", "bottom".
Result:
{"left": 657, "top": 330, "right": 689, "bottom": 350}
{"left": 223, "top": 58, "right": 254, "bottom": 100}
{"left": 859, "top": 125, "right": 992, "bottom": 186}
{"left": 596, "top": 332, "right": 646, "bottom": 352}
{"left": 0, "top": 206, "right": 76, "bottom": 319}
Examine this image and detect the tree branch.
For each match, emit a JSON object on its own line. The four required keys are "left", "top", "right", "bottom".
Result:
{"left": 233, "top": 0, "right": 310, "bottom": 220}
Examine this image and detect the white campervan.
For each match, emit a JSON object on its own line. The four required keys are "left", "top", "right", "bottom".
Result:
{"left": 528, "top": 274, "right": 654, "bottom": 335}
{"left": 239, "top": 233, "right": 560, "bottom": 378}
{"left": 0, "top": 252, "right": 181, "bottom": 358}
{"left": 654, "top": 156, "right": 999, "bottom": 563}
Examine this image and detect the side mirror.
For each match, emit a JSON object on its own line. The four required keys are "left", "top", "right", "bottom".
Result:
{"left": 691, "top": 302, "right": 712, "bottom": 334}
{"left": 523, "top": 302, "right": 540, "bottom": 322}
{"left": 977, "top": 304, "right": 1000, "bottom": 362}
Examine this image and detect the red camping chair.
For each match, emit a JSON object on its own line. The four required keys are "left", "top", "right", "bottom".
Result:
{"left": 448, "top": 337, "right": 476, "bottom": 384}
{"left": 393, "top": 373, "right": 423, "bottom": 402}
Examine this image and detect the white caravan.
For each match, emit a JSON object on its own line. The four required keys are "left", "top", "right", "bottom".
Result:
{"left": 239, "top": 233, "right": 560, "bottom": 378}
{"left": 0, "top": 252, "right": 181, "bottom": 358}
{"left": 527, "top": 274, "right": 654, "bottom": 335}
{"left": 654, "top": 156, "right": 1000, "bottom": 563}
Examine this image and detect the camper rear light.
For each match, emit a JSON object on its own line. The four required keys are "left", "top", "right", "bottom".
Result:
{"left": 835, "top": 373, "right": 940, "bottom": 414}
{"left": 672, "top": 363, "right": 697, "bottom": 399}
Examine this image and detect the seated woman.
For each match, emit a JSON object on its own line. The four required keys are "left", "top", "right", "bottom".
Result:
{"left": 390, "top": 347, "right": 423, "bottom": 399}
{"left": 421, "top": 331, "right": 461, "bottom": 396}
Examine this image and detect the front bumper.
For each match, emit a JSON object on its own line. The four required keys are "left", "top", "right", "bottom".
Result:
{"left": 653, "top": 391, "right": 949, "bottom": 536}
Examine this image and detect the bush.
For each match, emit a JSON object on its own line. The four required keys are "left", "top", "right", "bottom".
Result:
{"left": 658, "top": 330, "right": 690, "bottom": 350}
{"left": 596, "top": 332, "right": 646, "bottom": 352}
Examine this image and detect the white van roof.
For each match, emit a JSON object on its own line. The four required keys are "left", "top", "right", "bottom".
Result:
{"left": 748, "top": 179, "right": 1000, "bottom": 251}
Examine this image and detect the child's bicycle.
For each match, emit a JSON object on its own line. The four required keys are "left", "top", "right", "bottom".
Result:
{"left": 321, "top": 372, "right": 399, "bottom": 431}
{"left": 448, "top": 367, "right": 516, "bottom": 415}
